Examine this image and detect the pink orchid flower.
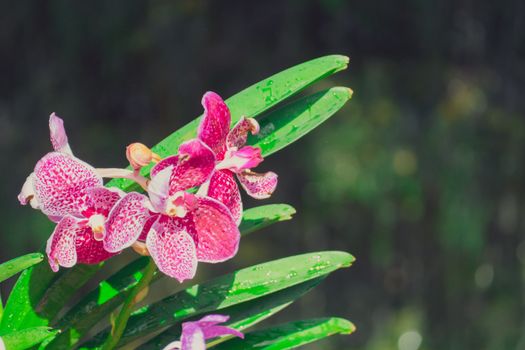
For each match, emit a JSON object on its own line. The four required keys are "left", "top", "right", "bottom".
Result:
{"left": 18, "top": 114, "right": 123, "bottom": 271}
{"left": 103, "top": 139, "right": 241, "bottom": 282}
{"left": 196, "top": 92, "right": 278, "bottom": 224}
{"left": 162, "top": 314, "right": 243, "bottom": 350}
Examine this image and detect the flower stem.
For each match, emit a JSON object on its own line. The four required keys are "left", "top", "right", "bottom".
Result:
{"left": 101, "top": 258, "right": 156, "bottom": 350}
{"left": 96, "top": 168, "right": 150, "bottom": 191}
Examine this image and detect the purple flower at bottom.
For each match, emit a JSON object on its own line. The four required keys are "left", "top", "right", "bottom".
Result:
{"left": 162, "top": 314, "right": 243, "bottom": 350}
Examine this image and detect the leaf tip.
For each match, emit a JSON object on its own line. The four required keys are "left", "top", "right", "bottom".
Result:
{"left": 341, "top": 252, "right": 356, "bottom": 268}
{"left": 339, "top": 319, "right": 357, "bottom": 335}
{"left": 280, "top": 204, "right": 297, "bottom": 220}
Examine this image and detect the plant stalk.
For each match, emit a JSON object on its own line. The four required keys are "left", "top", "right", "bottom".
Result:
{"left": 101, "top": 258, "right": 156, "bottom": 350}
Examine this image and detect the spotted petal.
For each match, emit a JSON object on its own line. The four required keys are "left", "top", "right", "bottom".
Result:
{"left": 85, "top": 187, "right": 124, "bottom": 217}
{"left": 46, "top": 216, "right": 80, "bottom": 272}
{"left": 49, "top": 113, "right": 73, "bottom": 155}
{"left": 226, "top": 116, "right": 260, "bottom": 149}
{"left": 75, "top": 224, "right": 117, "bottom": 264}
{"left": 170, "top": 139, "right": 215, "bottom": 194}
{"left": 192, "top": 196, "right": 240, "bottom": 263}
{"left": 237, "top": 170, "right": 278, "bottom": 199}
{"left": 104, "top": 192, "right": 151, "bottom": 252}
{"left": 33, "top": 152, "right": 102, "bottom": 218}
{"left": 197, "top": 91, "right": 231, "bottom": 158}
{"left": 150, "top": 155, "right": 178, "bottom": 178}
{"left": 146, "top": 216, "right": 198, "bottom": 282}
{"left": 205, "top": 170, "right": 242, "bottom": 225}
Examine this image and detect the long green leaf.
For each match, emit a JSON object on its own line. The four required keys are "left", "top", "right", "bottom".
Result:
{"left": 0, "top": 326, "right": 57, "bottom": 350}
{"left": 0, "top": 262, "right": 58, "bottom": 334}
{"left": 81, "top": 251, "right": 354, "bottom": 348}
{"left": 0, "top": 253, "right": 44, "bottom": 283}
{"left": 213, "top": 318, "right": 356, "bottom": 350}
{"left": 107, "top": 54, "right": 349, "bottom": 191}
{"left": 249, "top": 87, "right": 352, "bottom": 157}
{"left": 34, "top": 264, "right": 101, "bottom": 326}
{"left": 141, "top": 278, "right": 324, "bottom": 349}
{"left": 238, "top": 204, "right": 296, "bottom": 235}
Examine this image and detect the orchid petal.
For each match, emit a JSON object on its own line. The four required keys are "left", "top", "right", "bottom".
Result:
{"left": 206, "top": 170, "right": 242, "bottom": 225}
{"left": 192, "top": 196, "right": 240, "bottom": 263}
{"left": 181, "top": 323, "right": 206, "bottom": 350}
{"left": 216, "top": 146, "right": 263, "bottom": 173}
{"left": 201, "top": 325, "right": 244, "bottom": 340}
{"left": 183, "top": 314, "right": 243, "bottom": 343}
{"left": 148, "top": 166, "right": 173, "bottom": 213}
{"left": 197, "top": 91, "right": 231, "bottom": 158}
{"left": 196, "top": 314, "right": 230, "bottom": 324}
{"left": 138, "top": 214, "right": 158, "bottom": 241}
{"left": 161, "top": 341, "right": 181, "bottom": 350}
{"left": 104, "top": 192, "right": 151, "bottom": 252}
{"left": 226, "top": 116, "right": 260, "bottom": 149}
{"left": 49, "top": 113, "right": 73, "bottom": 155}
{"left": 169, "top": 139, "right": 215, "bottom": 194}
{"left": 85, "top": 187, "right": 124, "bottom": 217}
{"left": 74, "top": 224, "right": 117, "bottom": 264}
{"left": 46, "top": 216, "right": 80, "bottom": 272}
{"left": 33, "top": 152, "right": 103, "bottom": 217}
{"left": 18, "top": 173, "right": 38, "bottom": 208}
{"left": 146, "top": 216, "right": 198, "bottom": 282}
{"left": 237, "top": 170, "right": 278, "bottom": 199}
{"left": 150, "top": 155, "right": 178, "bottom": 178}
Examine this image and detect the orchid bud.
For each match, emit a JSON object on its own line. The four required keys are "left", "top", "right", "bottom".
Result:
{"left": 126, "top": 143, "right": 161, "bottom": 170}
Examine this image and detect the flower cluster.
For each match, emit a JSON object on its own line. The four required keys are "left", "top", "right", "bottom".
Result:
{"left": 18, "top": 92, "right": 277, "bottom": 282}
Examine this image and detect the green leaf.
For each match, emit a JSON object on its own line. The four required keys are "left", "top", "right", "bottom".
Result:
{"left": 249, "top": 87, "right": 353, "bottom": 157}
{"left": 44, "top": 257, "right": 153, "bottom": 350}
{"left": 32, "top": 264, "right": 101, "bottom": 327}
{"left": 81, "top": 251, "right": 354, "bottom": 348}
{"left": 141, "top": 277, "right": 324, "bottom": 349}
{"left": 0, "top": 262, "right": 58, "bottom": 334}
{"left": 0, "top": 253, "right": 44, "bottom": 283}
{"left": 0, "top": 263, "right": 98, "bottom": 334}
{"left": 213, "top": 318, "right": 356, "bottom": 350}
{"left": 107, "top": 55, "right": 349, "bottom": 192}
{"left": 0, "top": 326, "right": 58, "bottom": 350}
{"left": 239, "top": 204, "right": 296, "bottom": 235}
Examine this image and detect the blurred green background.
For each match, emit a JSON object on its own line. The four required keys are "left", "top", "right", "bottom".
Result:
{"left": 1, "top": 1, "right": 524, "bottom": 349}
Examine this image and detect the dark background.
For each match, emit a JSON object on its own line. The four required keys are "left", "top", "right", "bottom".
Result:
{"left": 1, "top": 1, "right": 525, "bottom": 349}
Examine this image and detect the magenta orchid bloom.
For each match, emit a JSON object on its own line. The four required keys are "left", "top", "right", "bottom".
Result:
{"left": 162, "top": 314, "right": 243, "bottom": 350}
{"left": 103, "top": 139, "right": 241, "bottom": 282}
{"left": 197, "top": 92, "right": 278, "bottom": 224}
{"left": 18, "top": 114, "right": 122, "bottom": 271}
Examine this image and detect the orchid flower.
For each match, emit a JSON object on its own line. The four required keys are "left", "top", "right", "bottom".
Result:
{"left": 103, "top": 139, "right": 241, "bottom": 282}
{"left": 162, "top": 314, "right": 243, "bottom": 350}
{"left": 18, "top": 114, "right": 127, "bottom": 271}
{"left": 196, "top": 92, "right": 278, "bottom": 224}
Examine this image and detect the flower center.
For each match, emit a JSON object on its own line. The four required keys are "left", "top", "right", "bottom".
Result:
{"left": 88, "top": 214, "right": 106, "bottom": 241}
{"left": 165, "top": 191, "right": 198, "bottom": 218}
{"left": 166, "top": 192, "right": 188, "bottom": 218}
